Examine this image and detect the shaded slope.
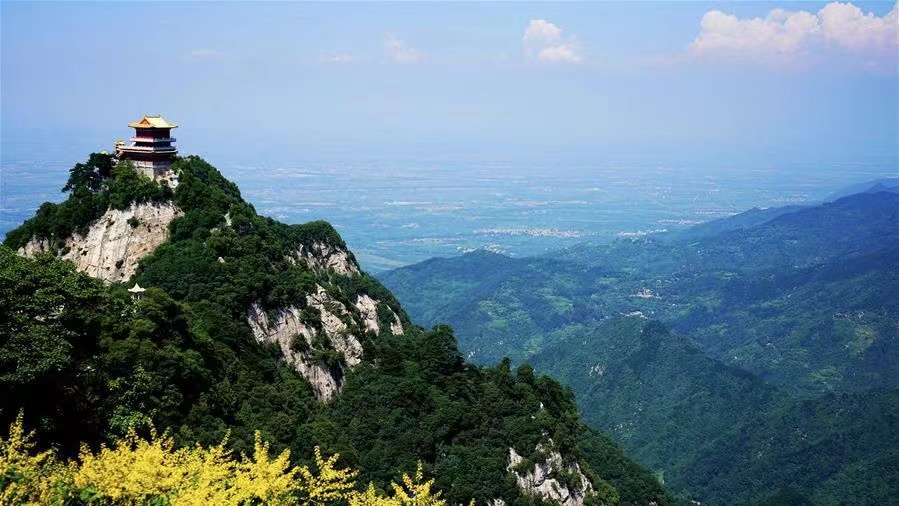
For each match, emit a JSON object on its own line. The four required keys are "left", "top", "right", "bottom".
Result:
{"left": 530, "top": 318, "right": 779, "bottom": 487}
{"left": 529, "top": 318, "right": 899, "bottom": 505}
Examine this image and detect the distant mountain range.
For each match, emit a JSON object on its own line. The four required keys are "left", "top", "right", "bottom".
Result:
{"left": 378, "top": 188, "right": 899, "bottom": 505}
{"left": 824, "top": 177, "right": 899, "bottom": 202}
{"left": 382, "top": 191, "right": 899, "bottom": 394}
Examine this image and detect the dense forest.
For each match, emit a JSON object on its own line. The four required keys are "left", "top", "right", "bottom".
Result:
{"left": 531, "top": 319, "right": 899, "bottom": 505}
{"left": 379, "top": 189, "right": 899, "bottom": 505}
{"left": 0, "top": 154, "right": 674, "bottom": 505}
{"left": 381, "top": 191, "right": 899, "bottom": 395}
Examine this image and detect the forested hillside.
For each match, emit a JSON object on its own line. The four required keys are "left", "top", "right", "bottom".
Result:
{"left": 378, "top": 191, "right": 899, "bottom": 505}
{"left": 381, "top": 192, "right": 899, "bottom": 394}
{"left": 530, "top": 318, "right": 898, "bottom": 505}
{"left": 0, "top": 153, "right": 674, "bottom": 505}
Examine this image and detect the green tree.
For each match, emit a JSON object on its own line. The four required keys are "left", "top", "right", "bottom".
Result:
{"left": 62, "top": 152, "right": 113, "bottom": 193}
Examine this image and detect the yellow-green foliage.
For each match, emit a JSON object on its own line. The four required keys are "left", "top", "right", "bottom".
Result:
{"left": 0, "top": 414, "right": 446, "bottom": 505}
{"left": 390, "top": 462, "right": 445, "bottom": 506}
{"left": 296, "top": 446, "right": 357, "bottom": 505}
{"left": 0, "top": 412, "right": 72, "bottom": 506}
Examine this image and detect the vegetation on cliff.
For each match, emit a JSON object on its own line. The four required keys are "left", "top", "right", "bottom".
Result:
{"left": 0, "top": 154, "right": 673, "bottom": 505}
{"left": 4, "top": 154, "right": 173, "bottom": 252}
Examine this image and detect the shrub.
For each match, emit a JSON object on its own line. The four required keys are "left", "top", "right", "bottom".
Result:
{"left": 0, "top": 414, "right": 447, "bottom": 506}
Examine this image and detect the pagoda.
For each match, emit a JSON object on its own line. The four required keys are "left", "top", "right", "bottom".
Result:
{"left": 115, "top": 115, "right": 178, "bottom": 180}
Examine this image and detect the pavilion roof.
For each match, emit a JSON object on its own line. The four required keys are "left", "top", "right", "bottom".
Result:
{"left": 128, "top": 115, "right": 178, "bottom": 129}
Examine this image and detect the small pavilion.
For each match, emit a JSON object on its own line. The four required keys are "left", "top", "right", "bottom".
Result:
{"left": 128, "top": 283, "right": 146, "bottom": 300}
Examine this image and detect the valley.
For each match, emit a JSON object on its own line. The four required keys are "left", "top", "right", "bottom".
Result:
{"left": 379, "top": 187, "right": 899, "bottom": 505}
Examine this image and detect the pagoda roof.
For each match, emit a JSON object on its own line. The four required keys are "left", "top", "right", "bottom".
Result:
{"left": 128, "top": 115, "right": 178, "bottom": 129}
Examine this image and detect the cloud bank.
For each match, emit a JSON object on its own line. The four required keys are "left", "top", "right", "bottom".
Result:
{"left": 385, "top": 35, "right": 424, "bottom": 64}
{"left": 523, "top": 19, "right": 583, "bottom": 64}
{"left": 689, "top": 1, "right": 898, "bottom": 69}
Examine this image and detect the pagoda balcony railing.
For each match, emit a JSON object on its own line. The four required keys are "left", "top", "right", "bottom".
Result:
{"left": 118, "top": 145, "right": 178, "bottom": 153}
{"left": 130, "top": 137, "right": 177, "bottom": 143}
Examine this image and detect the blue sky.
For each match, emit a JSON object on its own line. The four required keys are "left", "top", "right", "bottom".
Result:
{"left": 2, "top": 1, "right": 897, "bottom": 161}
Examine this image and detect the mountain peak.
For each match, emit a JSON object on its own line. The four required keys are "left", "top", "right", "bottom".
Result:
{"left": 5, "top": 153, "right": 408, "bottom": 401}
{"left": 1, "top": 151, "right": 673, "bottom": 506}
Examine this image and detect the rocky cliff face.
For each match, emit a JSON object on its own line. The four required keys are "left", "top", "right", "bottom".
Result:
{"left": 354, "top": 293, "right": 405, "bottom": 336}
{"left": 18, "top": 202, "right": 181, "bottom": 283}
{"left": 250, "top": 236, "right": 406, "bottom": 399}
{"left": 247, "top": 300, "right": 343, "bottom": 402}
{"left": 247, "top": 285, "right": 404, "bottom": 401}
{"left": 15, "top": 189, "right": 404, "bottom": 401}
{"left": 289, "top": 241, "right": 360, "bottom": 277}
{"left": 508, "top": 444, "right": 595, "bottom": 506}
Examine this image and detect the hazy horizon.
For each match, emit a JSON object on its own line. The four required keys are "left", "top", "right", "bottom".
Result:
{"left": 2, "top": 1, "right": 897, "bottom": 270}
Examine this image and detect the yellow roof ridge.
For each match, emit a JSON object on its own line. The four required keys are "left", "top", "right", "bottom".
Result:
{"left": 128, "top": 115, "right": 178, "bottom": 129}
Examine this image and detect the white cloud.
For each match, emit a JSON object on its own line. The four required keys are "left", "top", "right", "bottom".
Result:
{"left": 523, "top": 19, "right": 583, "bottom": 64}
{"left": 385, "top": 35, "right": 424, "bottom": 64}
{"left": 538, "top": 44, "right": 583, "bottom": 64}
{"left": 818, "top": 2, "right": 898, "bottom": 50}
{"left": 524, "top": 19, "right": 563, "bottom": 45}
{"left": 689, "top": 1, "right": 898, "bottom": 68}
{"left": 320, "top": 53, "right": 356, "bottom": 64}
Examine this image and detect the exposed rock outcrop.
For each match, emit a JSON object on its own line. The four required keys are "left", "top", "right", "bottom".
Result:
{"left": 354, "top": 294, "right": 381, "bottom": 333}
{"left": 289, "top": 241, "right": 360, "bottom": 277}
{"left": 390, "top": 318, "right": 405, "bottom": 336}
{"left": 353, "top": 294, "right": 405, "bottom": 336}
{"left": 18, "top": 237, "right": 53, "bottom": 256}
{"left": 248, "top": 285, "right": 403, "bottom": 401}
{"left": 18, "top": 202, "right": 181, "bottom": 283}
{"left": 247, "top": 302, "right": 341, "bottom": 401}
{"left": 306, "top": 285, "right": 364, "bottom": 367}
{"left": 508, "top": 445, "right": 594, "bottom": 506}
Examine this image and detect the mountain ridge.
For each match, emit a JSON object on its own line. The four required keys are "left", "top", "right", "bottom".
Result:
{"left": 0, "top": 152, "right": 673, "bottom": 506}
{"left": 377, "top": 190, "right": 899, "bottom": 505}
